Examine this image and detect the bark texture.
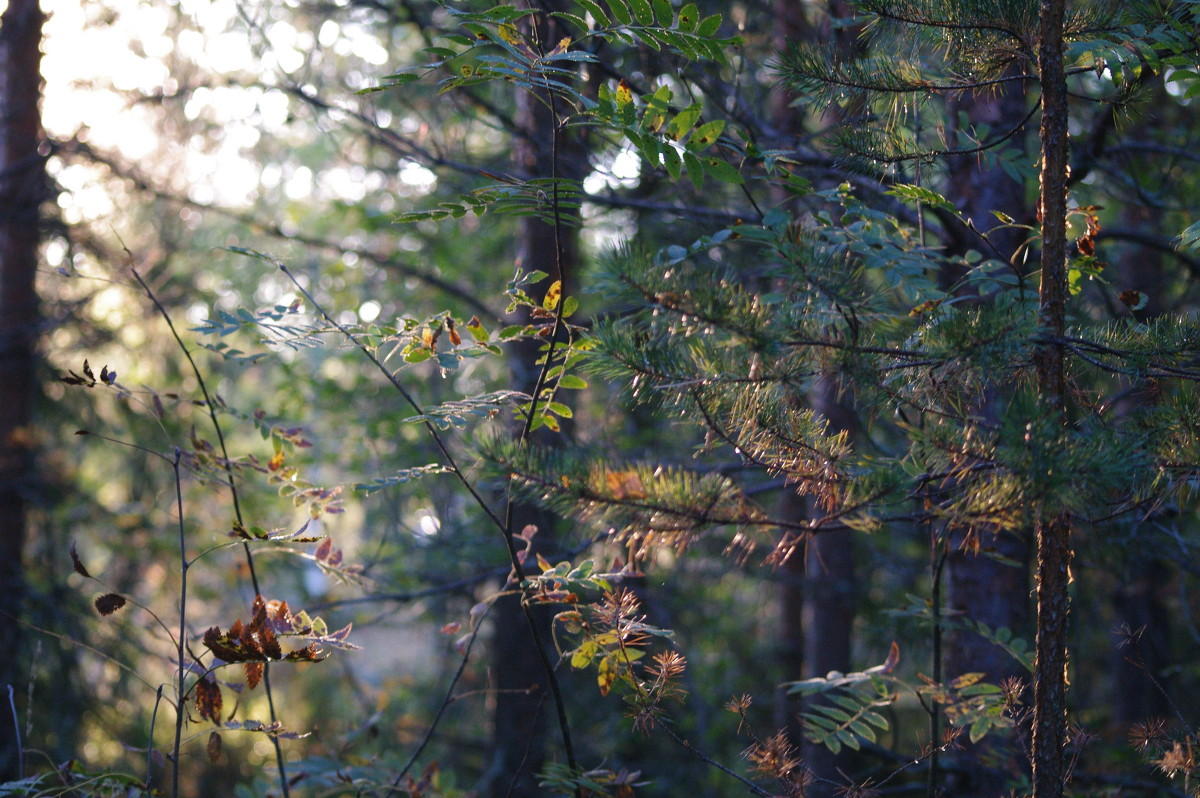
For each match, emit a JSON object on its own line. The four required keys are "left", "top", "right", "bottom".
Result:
{"left": 1032, "top": 1, "right": 1071, "bottom": 795}
{"left": 0, "top": 0, "right": 44, "bottom": 781}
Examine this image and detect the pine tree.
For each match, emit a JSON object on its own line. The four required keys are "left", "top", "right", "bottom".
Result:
{"left": 490, "top": 0, "right": 1200, "bottom": 793}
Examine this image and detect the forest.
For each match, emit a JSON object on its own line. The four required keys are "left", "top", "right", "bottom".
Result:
{"left": 4, "top": 0, "right": 1200, "bottom": 796}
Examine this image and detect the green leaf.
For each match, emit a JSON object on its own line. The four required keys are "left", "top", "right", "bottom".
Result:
{"left": 574, "top": 0, "right": 609, "bottom": 25}
{"left": 695, "top": 13, "right": 722, "bottom": 36}
{"left": 651, "top": 0, "right": 672, "bottom": 25}
{"left": 848, "top": 720, "right": 876, "bottom": 742}
{"left": 683, "top": 151, "right": 704, "bottom": 190}
{"left": 628, "top": 0, "right": 654, "bottom": 25}
{"left": 547, "top": 401, "right": 574, "bottom": 418}
{"left": 887, "top": 184, "right": 961, "bottom": 218}
{"left": 968, "top": 715, "right": 993, "bottom": 744}
{"left": 605, "top": 0, "right": 632, "bottom": 25}
{"left": 702, "top": 157, "right": 743, "bottom": 184}
{"left": 662, "top": 142, "right": 682, "bottom": 179}
{"left": 1177, "top": 219, "right": 1200, "bottom": 251}
{"left": 687, "top": 119, "right": 724, "bottom": 151}
{"left": 559, "top": 374, "right": 588, "bottom": 389}
{"left": 676, "top": 2, "right": 698, "bottom": 32}
{"left": 665, "top": 104, "right": 702, "bottom": 141}
{"left": 816, "top": 705, "right": 853, "bottom": 723}
{"left": 551, "top": 11, "right": 591, "bottom": 32}
{"left": 861, "top": 710, "right": 889, "bottom": 730}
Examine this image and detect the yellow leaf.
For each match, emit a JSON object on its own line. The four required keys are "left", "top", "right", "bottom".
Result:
{"left": 597, "top": 654, "right": 616, "bottom": 696}
{"left": 950, "top": 672, "right": 985, "bottom": 690}
{"left": 536, "top": 552, "right": 553, "bottom": 572}
{"left": 543, "top": 279, "right": 562, "bottom": 310}
{"left": 498, "top": 23, "right": 522, "bottom": 45}
{"left": 571, "top": 640, "right": 598, "bottom": 669}
{"left": 616, "top": 79, "right": 633, "bottom": 107}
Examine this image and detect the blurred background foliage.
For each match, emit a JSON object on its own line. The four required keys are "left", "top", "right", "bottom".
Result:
{"left": 9, "top": 0, "right": 1200, "bottom": 796}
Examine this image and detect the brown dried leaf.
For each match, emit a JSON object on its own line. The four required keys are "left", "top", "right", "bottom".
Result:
{"left": 260, "top": 624, "right": 282, "bottom": 661}
{"left": 245, "top": 662, "right": 264, "bottom": 690}
{"left": 94, "top": 593, "right": 126, "bottom": 616}
{"left": 207, "top": 731, "right": 222, "bottom": 763}
{"left": 284, "top": 644, "right": 324, "bottom": 662}
{"left": 251, "top": 595, "right": 268, "bottom": 629}
{"left": 196, "top": 677, "right": 223, "bottom": 724}
{"left": 70, "top": 542, "right": 91, "bottom": 578}
{"left": 314, "top": 537, "right": 333, "bottom": 562}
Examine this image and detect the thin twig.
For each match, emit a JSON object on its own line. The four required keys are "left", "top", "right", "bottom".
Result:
{"left": 131, "top": 269, "right": 291, "bottom": 797}
{"left": 171, "top": 448, "right": 185, "bottom": 798}
{"left": 148, "top": 684, "right": 163, "bottom": 789}
{"left": 658, "top": 722, "right": 774, "bottom": 797}
{"left": 6, "top": 685, "right": 20, "bottom": 781}
{"left": 384, "top": 622, "right": 484, "bottom": 795}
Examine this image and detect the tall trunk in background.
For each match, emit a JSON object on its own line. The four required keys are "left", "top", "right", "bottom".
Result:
{"left": 1108, "top": 199, "right": 1171, "bottom": 730}
{"left": 1032, "top": 1, "right": 1071, "bottom": 794}
{"left": 769, "top": 0, "right": 812, "bottom": 750}
{"left": 794, "top": 4, "right": 862, "bottom": 790}
{"left": 937, "top": 69, "right": 1033, "bottom": 793}
{"left": 0, "top": 0, "right": 44, "bottom": 782}
{"left": 1098, "top": 77, "right": 1178, "bottom": 731}
{"left": 485, "top": 5, "right": 582, "bottom": 795}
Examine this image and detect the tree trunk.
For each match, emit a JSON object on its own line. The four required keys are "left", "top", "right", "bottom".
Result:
{"left": 800, "top": 381, "right": 858, "bottom": 793}
{"left": 1032, "top": 1, "right": 1071, "bottom": 796}
{"left": 768, "top": 0, "right": 812, "bottom": 753}
{"left": 485, "top": 6, "right": 582, "bottom": 795}
{"left": 938, "top": 65, "right": 1033, "bottom": 795}
{"left": 0, "top": 0, "right": 44, "bottom": 782}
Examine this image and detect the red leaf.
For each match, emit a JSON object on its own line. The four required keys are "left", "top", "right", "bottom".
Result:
{"left": 245, "top": 662, "right": 264, "bottom": 690}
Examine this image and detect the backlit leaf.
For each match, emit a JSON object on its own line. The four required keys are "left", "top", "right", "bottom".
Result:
{"left": 94, "top": 593, "right": 126, "bottom": 616}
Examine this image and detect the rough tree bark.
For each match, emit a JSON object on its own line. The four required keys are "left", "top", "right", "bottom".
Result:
{"left": 0, "top": 0, "right": 45, "bottom": 782}
{"left": 1032, "top": 1, "right": 1071, "bottom": 795}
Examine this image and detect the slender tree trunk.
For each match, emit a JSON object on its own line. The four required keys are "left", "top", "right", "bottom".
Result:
{"left": 486, "top": 6, "right": 582, "bottom": 795}
{"left": 801, "top": 509, "right": 855, "bottom": 791}
{"left": 795, "top": 5, "right": 862, "bottom": 790}
{"left": 938, "top": 69, "right": 1033, "bottom": 795}
{"left": 769, "top": 0, "right": 812, "bottom": 753}
{"left": 1108, "top": 201, "right": 1171, "bottom": 731}
{"left": 1033, "top": 1, "right": 1071, "bottom": 796}
{"left": 0, "top": 0, "right": 44, "bottom": 782}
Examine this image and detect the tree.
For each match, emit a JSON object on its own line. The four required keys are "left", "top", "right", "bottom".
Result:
{"left": 0, "top": 0, "right": 45, "bottom": 781}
